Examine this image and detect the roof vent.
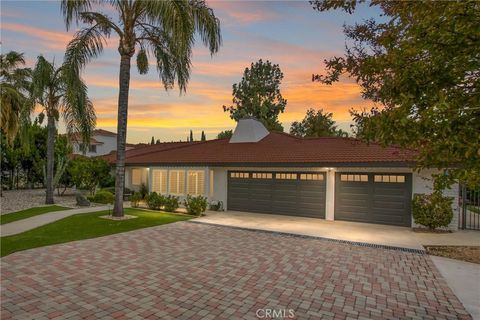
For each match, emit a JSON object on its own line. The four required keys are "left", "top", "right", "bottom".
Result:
{"left": 229, "top": 117, "right": 269, "bottom": 143}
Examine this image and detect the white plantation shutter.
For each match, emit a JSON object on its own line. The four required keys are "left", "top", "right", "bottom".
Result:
{"left": 131, "top": 169, "right": 141, "bottom": 185}
{"left": 187, "top": 171, "right": 205, "bottom": 195}
{"left": 169, "top": 170, "right": 185, "bottom": 194}
{"left": 152, "top": 170, "right": 167, "bottom": 194}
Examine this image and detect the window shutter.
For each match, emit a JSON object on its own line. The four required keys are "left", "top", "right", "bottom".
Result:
{"left": 169, "top": 171, "right": 178, "bottom": 194}
{"left": 132, "top": 169, "right": 141, "bottom": 185}
{"left": 152, "top": 170, "right": 167, "bottom": 194}
{"left": 178, "top": 171, "right": 185, "bottom": 194}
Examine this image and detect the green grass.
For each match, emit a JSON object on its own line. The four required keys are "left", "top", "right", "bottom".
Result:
{"left": 1, "top": 205, "right": 70, "bottom": 225}
{"left": 1, "top": 208, "right": 193, "bottom": 257}
{"left": 467, "top": 205, "right": 480, "bottom": 214}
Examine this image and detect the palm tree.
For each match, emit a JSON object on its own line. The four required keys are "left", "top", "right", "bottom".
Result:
{"left": 0, "top": 51, "right": 32, "bottom": 144}
{"left": 61, "top": 0, "right": 222, "bottom": 217}
{"left": 31, "top": 56, "right": 96, "bottom": 204}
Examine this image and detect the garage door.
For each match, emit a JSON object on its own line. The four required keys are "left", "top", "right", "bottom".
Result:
{"left": 335, "top": 173, "right": 412, "bottom": 226}
{"left": 228, "top": 171, "right": 326, "bottom": 218}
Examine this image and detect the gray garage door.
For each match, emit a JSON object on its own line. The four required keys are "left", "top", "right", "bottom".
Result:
{"left": 228, "top": 171, "right": 326, "bottom": 218}
{"left": 335, "top": 173, "right": 412, "bottom": 226}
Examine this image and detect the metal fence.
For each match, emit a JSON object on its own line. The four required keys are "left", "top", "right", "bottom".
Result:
{"left": 459, "top": 185, "right": 480, "bottom": 230}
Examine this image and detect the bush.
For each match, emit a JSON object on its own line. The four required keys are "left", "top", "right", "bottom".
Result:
{"left": 164, "top": 195, "right": 180, "bottom": 212}
{"left": 88, "top": 190, "right": 114, "bottom": 204}
{"left": 209, "top": 200, "right": 223, "bottom": 211}
{"left": 130, "top": 192, "right": 142, "bottom": 208}
{"left": 101, "top": 187, "right": 115, "bottom": 194}
{"left": 139, "top": 183, "right": 149, "bottom": 199}
{"left": 145, "top": 192, "right": 164, "bottom": 210}
{"left": 184, "top": 195, "right": 208, "bottom": 216}
{"left": 412, "top": 192, "right": 453, "bottom": 229}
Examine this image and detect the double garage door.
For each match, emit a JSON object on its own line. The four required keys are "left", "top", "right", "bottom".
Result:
{"left": 228, "top": 171, "right": 326, "bottom": 218}
{"left": 227, "top": 170, "right": 412, "bottom": 226}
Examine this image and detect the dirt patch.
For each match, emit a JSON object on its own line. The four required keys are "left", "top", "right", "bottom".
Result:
{"left": 425, "top": 246, "right": 480, "bottom": 264}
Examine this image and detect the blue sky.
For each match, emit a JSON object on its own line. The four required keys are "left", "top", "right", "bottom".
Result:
{"left": 1, "top": 0, "right": 381, "bottom": 143}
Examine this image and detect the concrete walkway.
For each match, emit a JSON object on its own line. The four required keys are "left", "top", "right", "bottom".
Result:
{"left": 196, "top": 211, "right": 480, "bottom": 250}
{"left": 431, "top": 256, "right": 480, "bottom": 320}
{"left": 1, "top": 206, "right": 110, "bottom": 236}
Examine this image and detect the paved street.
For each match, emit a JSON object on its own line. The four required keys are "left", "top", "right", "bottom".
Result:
{"left": 1, "top": 222, "right": 471, "bottom": 319}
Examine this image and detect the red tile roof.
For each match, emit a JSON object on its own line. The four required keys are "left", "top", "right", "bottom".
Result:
{"left": 93, "top": 129, "right": 117, "bottom": 137}
{"left": 103, "top": 141, "right": 196, "bottom": 163}
{"left": 105, "top": 132, "right": 415, "bottom": 166}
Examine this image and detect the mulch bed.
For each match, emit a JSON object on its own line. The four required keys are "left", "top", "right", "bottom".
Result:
{"left": 412, "top": 227, "right": 452, "bottom": 233}
{"left": 425, "top": 246, "right": 480, "bottom": 264}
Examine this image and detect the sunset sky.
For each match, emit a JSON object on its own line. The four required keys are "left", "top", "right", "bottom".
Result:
{"left": 2, "top": 1, "right": 381, "bottom": 143}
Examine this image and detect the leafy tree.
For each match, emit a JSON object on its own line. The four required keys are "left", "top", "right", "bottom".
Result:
{"left": 311, "top": 0, "right": 480, "bottom": 189}
{"left": 217, "top": 130, "right": 233, "bottom": 139}
{"left": 31, "top": 56, "right": 95, "bottom": 204}
{"left": 0, "top": 51, "right": 31, "bottom": 144}
{"left": 150, "top": 136, "right": 154, "bottom": 145}
{"left": 223, "top": 59, "right": 286, "bottom": 131}
{"left": 201, "top": 130, "right": 206, "bottom": 141}
{"left": 62, "top": 0, "right": 222, "bottom": 217}
{"left": 69, "top": 157, "right": 111, "bottom": 195}
{"left": 290, "top": 108, "right": 348, "bottom": 138}
{"left": 190, "top": 130, "right": 194, "bottom": 142}
{"left": 155, "top": 139, "right": 161, "bottom": 144}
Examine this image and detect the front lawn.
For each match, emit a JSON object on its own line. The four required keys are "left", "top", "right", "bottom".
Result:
{"left": 0, "top": 205, "right": 70, "bottom": 225}
{"left": 1, "top": 208, "right": 193, "bottom": 257}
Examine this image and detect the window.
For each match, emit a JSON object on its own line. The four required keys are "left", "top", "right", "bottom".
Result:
{"left": 252, "top": 172, "right": 273, "bottom": 179}
{"left": 187, "top": 171, "right": 205, "bottom": 195}
{"left": 374, "top": 175, "right": 405, "bottom": 183}
{"left": 209, "top": 170, "right": 214, "bottom": 197}
{"left": 89, "top": 145, "right": 97, "bottom": 153}
{"left": 275, "top": 173, "right": 297, "bottom": 180}
{"left": 230, "top": 172, "right": 249, "bottom": 178}
{"left": 151, "top": 170, "right": 167, "bottom": 194}
{"left": 131, "top": 169, "right": 141, "bottom": 185}
{"left": 340, "top": 174, "right": 368, "bottom": 182}
{"left": 169, "top": 170, "right": 185, "bottom": 194}
{"left": 299, "top": 173, "right": 324, "bottom": 181}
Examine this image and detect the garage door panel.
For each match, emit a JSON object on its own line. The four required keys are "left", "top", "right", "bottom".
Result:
{"left": 228, "top": 171, "right": 325, "bottom": 218}
{"left": 335, "top": 173, "right": 412, "bottom": 226}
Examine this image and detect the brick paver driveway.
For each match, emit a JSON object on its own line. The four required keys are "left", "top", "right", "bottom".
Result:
{"left": 1, "top": 222, "right": 471, "bottom": 320}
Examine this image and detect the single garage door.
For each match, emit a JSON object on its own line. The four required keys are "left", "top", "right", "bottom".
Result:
{"left": 228, "top": 171, "right": 326, "bottom": 218}
{"left": 335, "top": 173, "right": 412, "bottom": 226}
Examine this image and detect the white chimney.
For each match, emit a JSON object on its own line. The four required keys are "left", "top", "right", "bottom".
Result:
{"left": 229, "top": 117, "right": 269, "bottom": 143}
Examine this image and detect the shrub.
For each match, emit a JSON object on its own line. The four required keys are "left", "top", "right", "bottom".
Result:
{"left": 88, "top": 190, "right": 114, "bottom": 204}
{"left": 145, "top": 192, "right": 164, "bottom": 210}
{"left": 209, "top": 200, "right": 223, "bottom": 211}
{"left": 164, "top": 195, "right": 180, "bottom": 212}
{"left": 69, "top": 157, "right": 111, "bottom": 195}
{"left": 184, "top": 195, "right": 208, "bottom": 216}
{"left": 139, "top": 183, "right": 149, "bottom": 199}
{"left": 101, "top": 187, "right": 115, "bottom": 194}
{"left": 412, "top": 192, "right": 453, "bottom": 229}
{"left": 130, "top": 192, "right": 142, "bottom": 208}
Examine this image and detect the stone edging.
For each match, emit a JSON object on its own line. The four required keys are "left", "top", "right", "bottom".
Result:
{"left": 187, "top": 220, "right": 427, "bottom": 254}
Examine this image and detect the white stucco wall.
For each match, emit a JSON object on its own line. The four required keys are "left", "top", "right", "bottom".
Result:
{"left": 73, "top": 134, "right": 117, "bottom": 157}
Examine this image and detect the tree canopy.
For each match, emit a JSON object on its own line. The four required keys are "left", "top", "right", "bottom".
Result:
{"left": 311, "top": 0, "right": 480, "bottom": 188}
{"left": 290, "top": 108, "right": 348, "bottom": 138}
{"left": 223, "top": 59, "right": 286, "bottom": 131}
{"left": 217, "top": 130, "right": 233, "bottom": 139}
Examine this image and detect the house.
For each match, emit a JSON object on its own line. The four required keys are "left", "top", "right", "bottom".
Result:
{"left": 105, "top": 118, "right": 459, "bottom": 230}
{"left": 72, "top": 129, "right": 136, "bottom": 157}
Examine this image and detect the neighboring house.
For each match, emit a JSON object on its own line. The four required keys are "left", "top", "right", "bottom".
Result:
{"left": 72, "top": 129, "right": 136, "bottom": 157}
{"left": 105, "top": 118, "right": 460, "bottom": 230}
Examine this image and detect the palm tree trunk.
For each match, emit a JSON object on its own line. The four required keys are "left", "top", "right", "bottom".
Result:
{"left": 113, "top": 54, "right": 132, "bottom": 217}
{"left": 45, "top": 115, "right": 55, "bottom": 204}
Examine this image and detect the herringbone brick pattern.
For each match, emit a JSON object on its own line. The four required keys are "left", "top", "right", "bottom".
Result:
{"left": 1, "top": 222, "right": 471, "bottom": 319}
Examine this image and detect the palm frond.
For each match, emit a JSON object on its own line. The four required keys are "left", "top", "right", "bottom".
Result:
{"left": 61, "top": 0, "right": 95, "bottom": 30}
{"left": 31, "top": 56, "right": 55, "bottom": 107}
{"left": 190, "top": 0, "right": 222, "bottom": 54}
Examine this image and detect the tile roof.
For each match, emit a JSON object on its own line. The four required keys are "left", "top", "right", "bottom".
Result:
{"left": 93, "top": 129, "right": 117, "bottom": 137}
{"left": 104, "top": 132, "right": 415, "bottom": 166}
